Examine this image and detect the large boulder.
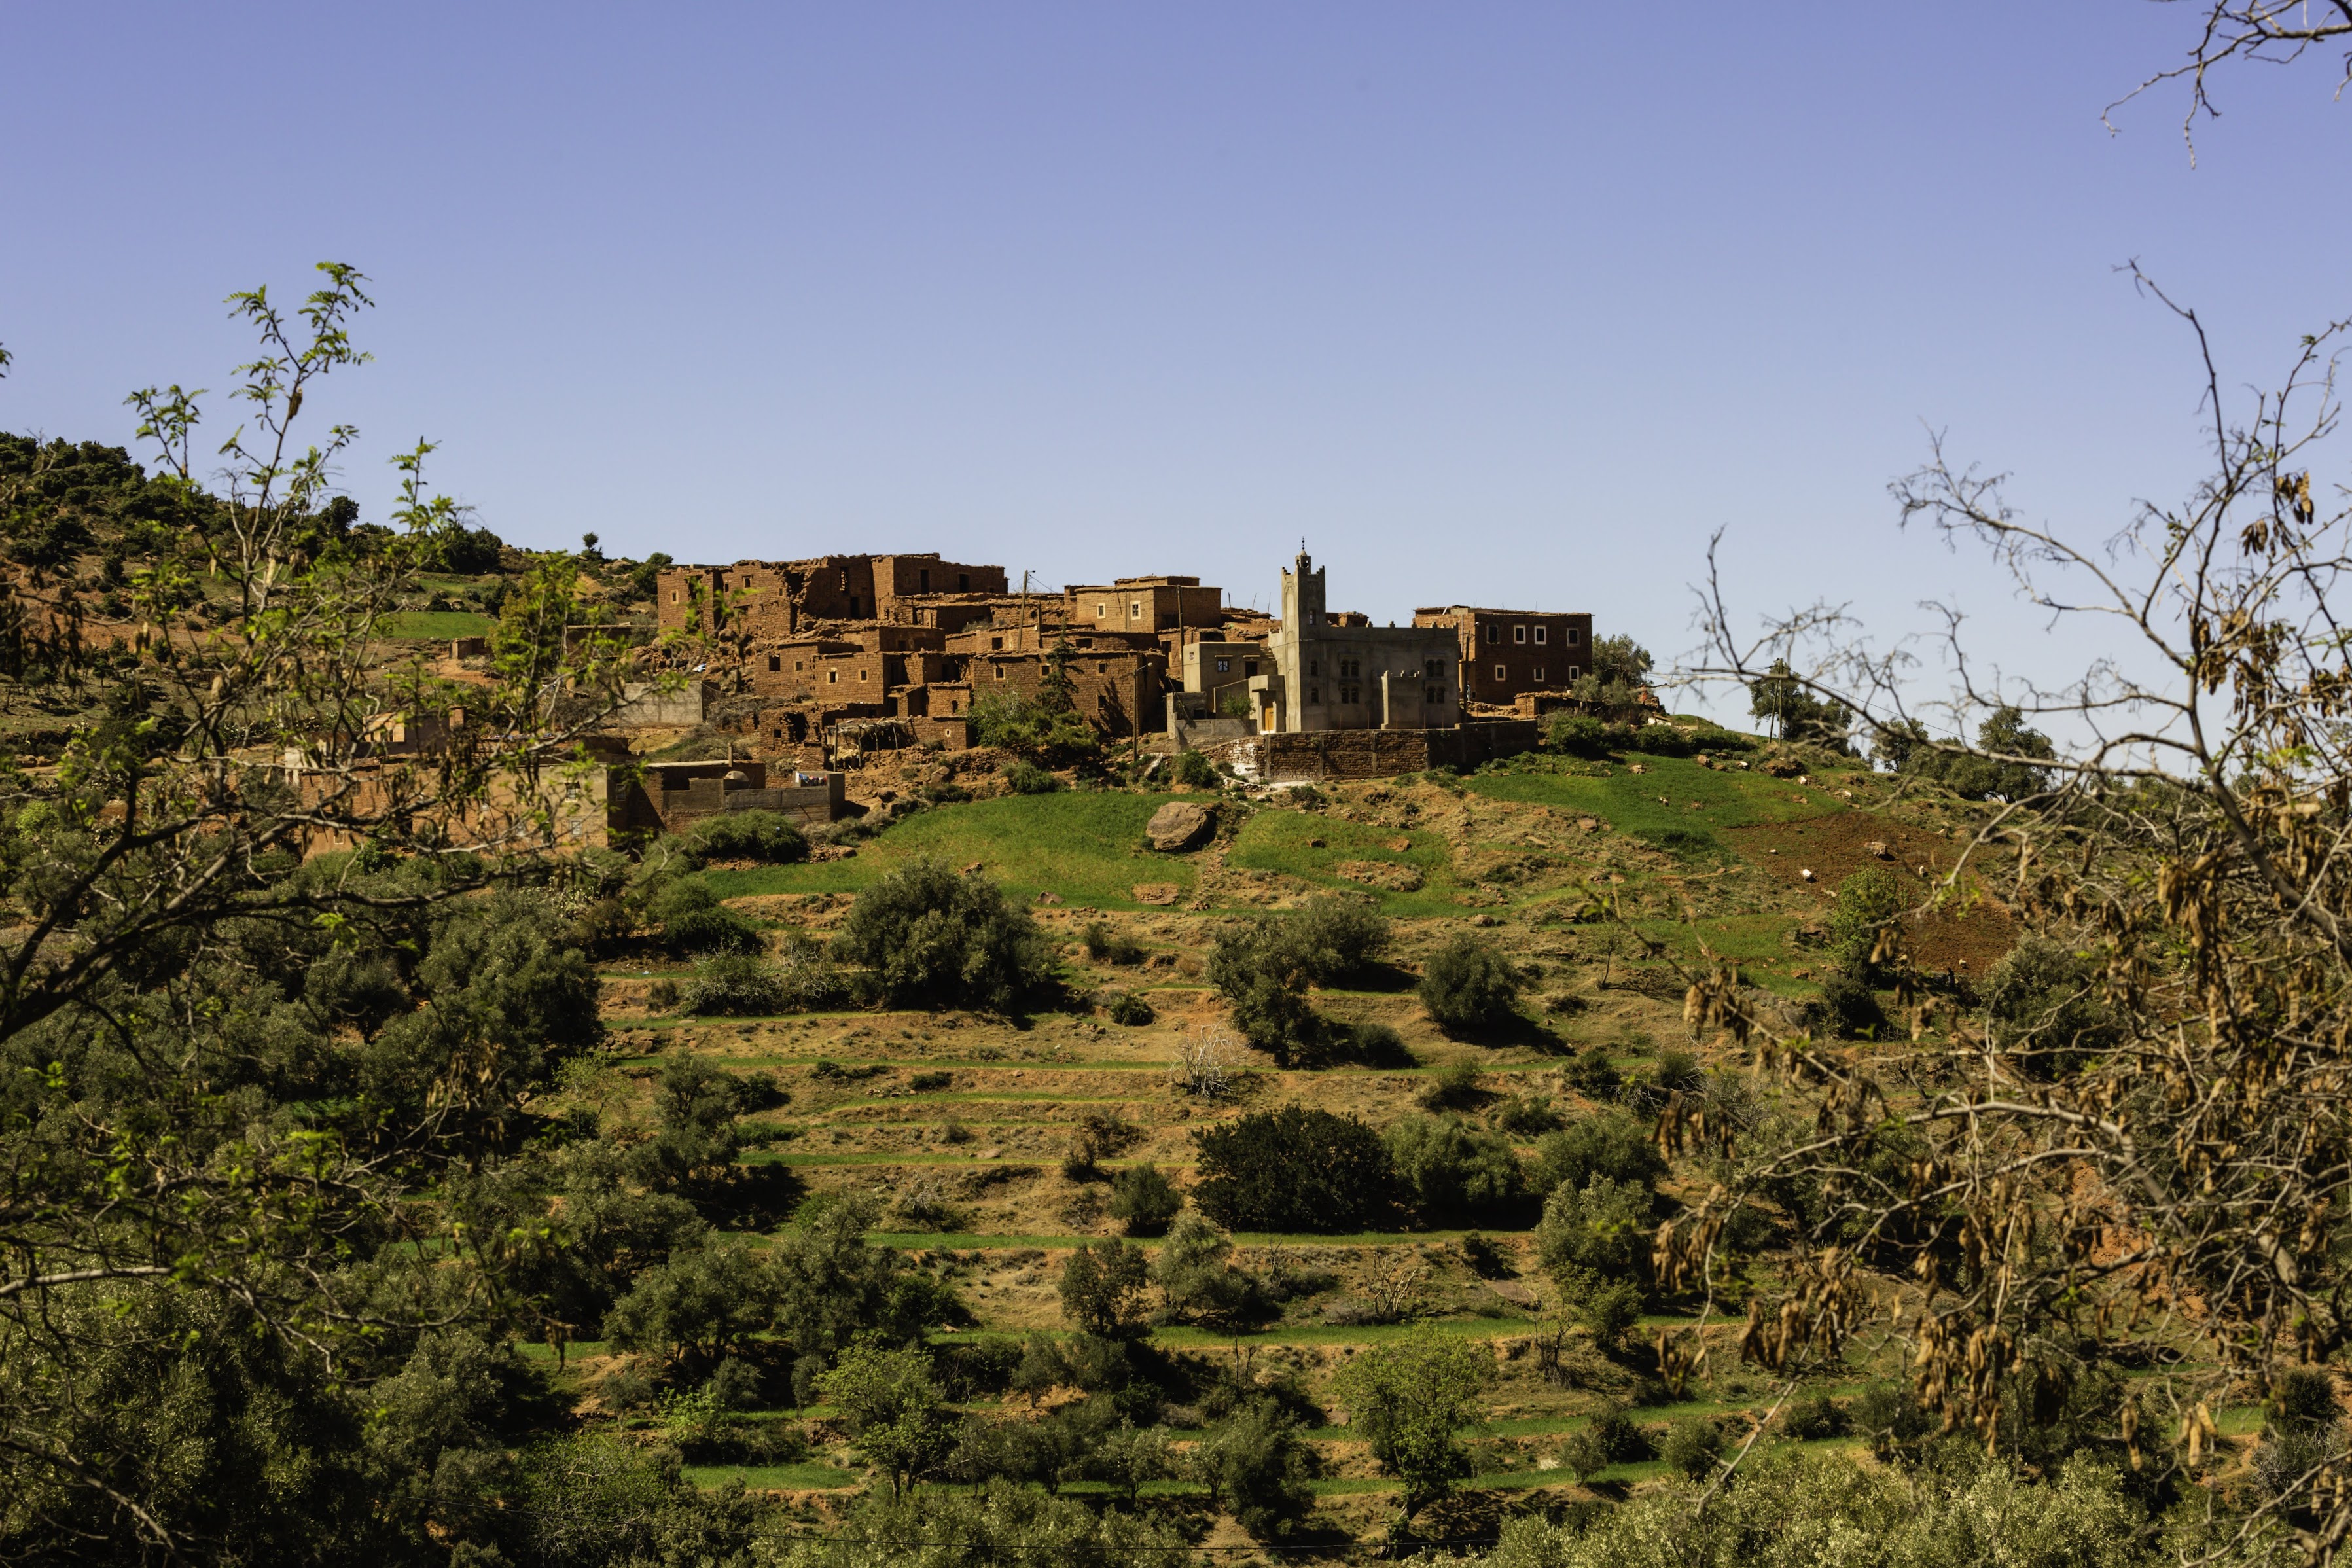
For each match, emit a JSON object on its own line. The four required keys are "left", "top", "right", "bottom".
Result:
{"left": 1145, "top": 800, "right": 1217, "bottom": 853}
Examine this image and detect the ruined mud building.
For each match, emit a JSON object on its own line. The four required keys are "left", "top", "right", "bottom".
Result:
{"left": 654, "top": 548, "right": 1594, "bottom": 767}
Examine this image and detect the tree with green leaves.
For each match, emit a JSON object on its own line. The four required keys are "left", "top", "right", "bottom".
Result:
{"left": 815, "top": 1340, "right": 956, "bottom": 1498}
{"left": 1335, "top": 1326, "right": 1492, "bottom": 1523}
{"left": 1058, "top": 1240, "right": 1152, "bottom": 1340}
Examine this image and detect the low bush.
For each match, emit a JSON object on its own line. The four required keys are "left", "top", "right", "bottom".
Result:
{"left": 1207, "top": 920, "right": 1318, "bottom": 1066}
{"left": 1285, "top": 895, "right": 1391, "bottom": 983}
{"left": 679, "top": 953, "right": 790, "bottom": 1016}
{"left": 1624, "top": 723, "right": 1698, "bottom": 758}
{"left": 1780, "top": 1392, "right": 1849, "bottom": 1442}
{"left": 1109, "top": 1163, "right": 1181, "bottom": 1236}
{"left": 1347, "top": 1021, "right": 1414, "bottom": 1067}
{"left": 1660, "top": 1416, "right": 1724, "bottom": 1480}
{"left": 1418, "top": 935, "right": 1523, "bottom": 1033}
{"left": 1532, "top": 1109, "right": 1665, "bottom": 1194}
{"left": 1565, "top": 1044, "right": 1621, "bottom": 1097}
{"left": 1081, "top": 919, "right": 1145, "bottom": 965}
{"left": 646, "top": 877, "right": 760, "bottom": 955}
{"left": 1192, "top": 1107, "right": 1395, "bottom": 1233}
{"left": 1002, "top": 758, "right": 1061, "bottom": 794}
{"left": 645, "top": 977, "right": 681, "bottom": 1012}
{"left": 1815, "top": 972, "right": 1886, "bottom": 1038}
{"left": 1385, "top": 1115, "right": 1528, "bottom": 1224}
{"left": 1494, "top": 1094, "right": 1563, "bottom": 1134}
{"left": 1103, "top": 990, "right": 1154, "bottom": 1026}
{"left": 909, "top": 1071, "right": 952, "bottom": 1092}
{"left": 832, "top": 860, "right": 1052, "bottom": 1012}
{"left": 1536, "top": 1176, "right": 1654, "bottom": 1283}
{"left": 685, "top": 809, "right": 808, "bottom": 865}
{"left": 1827, "top": 864, "right": 1907, "bottom": 980}
{"left": 1173, "top": 749, "right": 1219, "bottom": 788}
{"left": 1418, "top": 1060, "right": 1483, "bottom": 1110}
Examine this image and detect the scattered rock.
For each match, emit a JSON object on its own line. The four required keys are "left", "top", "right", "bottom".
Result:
{"left": 961, "top": 861, "right": 985, "bottom": 874}
{"left": 1863, "top": 840, "right": 1890, "bottom": 859}
{"left": 1307, "top": 838, "right": 1326, "bottom": 849}
{"left": 1800, "top": 868, "right": 1817, "bottom": 882}
{"left": 1387, "top": 838, "right": 1414, "bottom": 853}
{"left": 1577, "top": 817, "right": 1601, "bottom": 834}
{"left": 1132, "top": 883, "right": 1182, "bottom": 906}
{"left": 1339, "top": 860, "right": 1425, "bottom": 892}
{"left": 1470, "top": 914, "right": 1500, "bottom": 927}
{"left": 1627, "top": 762, "right": 1647, "bottom": 774}
{"left": 1485, "top": 1279, "right": 1539, "bottom": 1308}
{"left": 1145, "top": 800, "right": 1217, "bottom": 852}
{"left": 1036, "top": 891, "right": 1063, "bottom": 905}
{"left": 1761, "top": 756, "right": 1804, "bottom": 779}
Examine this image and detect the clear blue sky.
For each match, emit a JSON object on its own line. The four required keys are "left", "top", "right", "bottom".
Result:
{"left": 4, "top": 4, "right": 2344, "bottom": 719}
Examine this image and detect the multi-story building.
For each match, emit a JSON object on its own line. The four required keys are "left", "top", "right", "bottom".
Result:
{"left": 1249, "top": 554, "right": 1461, "bottom": 733}
{"left": 1063, "top": 575, "right": 1226, "bottom": 638}
{"left": 656, "top": 553, "right": 1009, "bottom": 636}
{"left": 1412, "top": 605, "right": 1594, "bottom": 707}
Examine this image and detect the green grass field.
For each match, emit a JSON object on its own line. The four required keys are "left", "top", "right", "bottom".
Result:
{"left": 1464, "top": 754, "right": 1841, "bottom": 859}
{"left": 705, "top": 792, "right": 1198, "bottom": 909}
{"left": 1224, "top": 808, "right": 1465, "bottom": 913}
{"left": 382, "top": 609, "right": 493, "bottom": 640}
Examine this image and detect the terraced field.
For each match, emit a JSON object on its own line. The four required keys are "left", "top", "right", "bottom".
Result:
{"left": 549, "top": 745, "right": 2029, "bottom": 1542}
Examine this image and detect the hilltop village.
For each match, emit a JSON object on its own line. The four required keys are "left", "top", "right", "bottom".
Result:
{"left": 643, "top": 548, "right": 1615, "bottom": 777}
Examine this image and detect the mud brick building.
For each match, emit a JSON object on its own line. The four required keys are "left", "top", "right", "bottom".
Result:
{"left": 1249, "top": 553, "right": 1461, "bottom": 734}
{"left": 656, "top": 553, "right": 1009, "bottom": 637}
{"left": 1413, "top": 604, "right": 1594, "bottom": 707}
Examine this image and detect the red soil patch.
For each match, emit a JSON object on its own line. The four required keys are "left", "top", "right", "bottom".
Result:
{"left": 1725, "top": 812, "right": 2018, "bottom": 978}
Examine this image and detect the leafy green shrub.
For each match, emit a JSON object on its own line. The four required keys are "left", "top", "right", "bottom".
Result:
{"left": 832, "top": 859, "right": 1050, "bottom": 1011}
{"left": 1495, "top": 1094, "right": 1563, "bottom": 1134}
{"left": 1208, "top": 919, "right": 1318, "bottom": 1066}
{"left": 1192, "top": 1400, "right": 1318, "bottom": 1542}
{"left": 1547, "top": 712, "right": 1618, "bottom": 757}
{"left": 1002, "top": 758, "right": 1061, "bottom": 794}
{"left": 1984, "top": 935, "right": 2120, "bottom": 1074}
{"left": 1460, "top": 1232, "right": 1508, "bottom": 1277}
{"left": 1418, "top": 1060, "right": 1483, "bottom": 1109}
{"left": 1384, "top": 1115, "right": 1528, "bottom": 1224}
{"left": 1080, "top": 919, "right": 1144, "bottom": 965}
{"left": 646, "top": 876, "right": 759, "bottom": 955}
{"left": 1536, "top": 1176, "right": 1653, "bottom": 1283}
{"left": 1418, "top": 935, "right": 1522, "bottom": 1033}
{"left": 909, "top": 1071, "right": 952, "bottom": 1092}
{"left": 685, "top": 809, "right": 808, "bottom": 864}
{"left": 1532, "top": 1109, "right": 1664, "bottom": 1194}
{"left": 1624, "top": 723, "right": 1698, "bottom": 758}
{"left": 1173, "top": 749, "right": 1219, "bottom": 788}
{"left": 1347, "top": 1021, "right": 1415, "bottom": 1067}
{"left": 1285, "top": 895, "right": 1391, "bottom": 983}
{"left": 1660, "top": 1416, "right": 1724, "bottom": 1480}
{"left": 1058, "top": 1240, "right": 1152, "bottom": 1340}
{"left": 971, "top": 690, "right": 1099, "bottom": 764}
{"left": 1828, "top": 864, "right": 1907, "bottom": 980}
{"left": 1151, "top": 1212, "right": 1264, "bottom": 1326}
{"left": 1192, "top": 1107, "right": 1395, "bottom": 1233}
{"left": 1335, "top": 1327, "right": 1493, "bottom": 1522}
{"left": 1556, "top": 1425, "right": 1610, "bottom": 1481}
{"left": 1565, "top": 1044, "right": 1622, "bottom": 1097}
{"left": 1109, "top": 1163, "right": 1181, "bottom": 1237}
{"left": 1578, "top": 1278, "right": 1645, "bottom": 1346}
{"left": 1816, "top": 972, "right": 1885, "bottom": 1038}
{"left": 645, "top": 976, "right": 681, "bottom": 1012}
{"left": 1781, "top": 1392, "right": 1849, "bottom": 1441}
{"left": 679, "top": 952, "right": 789, "bottom": 1016}
{"left": 1103, "top": 990, "right": 1154, "bottom": 1026}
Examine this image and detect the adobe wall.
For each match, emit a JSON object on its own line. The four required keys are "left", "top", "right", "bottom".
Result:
{"left": 1244, "top": 720, "right": 1539, "bottom": 782}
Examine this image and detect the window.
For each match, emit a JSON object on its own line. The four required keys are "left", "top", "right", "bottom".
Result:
{"left": 846, "top": 596, "right": 859, "bottom": 615}
{"left": 1567, "top": 665, "right": 1582, "bottom": 681}
{"left": 1244, "top": 658, "right": 1258, "bottom": 676}
{"left": 919, "top": 569, "right": 930, "bottom": 592}
{"left": 827, "top": 670, "right": 838, "bottom": 685}
{"left": 841, "top": 570, "right": 852, "bottom": 589}
{"left": 1514, "top": 625, "right": 1527, "bottom": 644}
{"left": 794, "top": 659, "right": 805, "bottom": 671}
{"left": 1533, "top": 666, "right": 1546, "bottom": 683}
{"left": 1427, "top": 686, "right": 1446, "bottom": 703}
{"left": 1484, "top": 624, "right": 1499, "bottom": 645}
{"left": 958, "top": 573, "right": 970, "bottom": 591}
{"left": 1096, "top": 662, "right": 1108, "bottom": 673}
{"left": 990, "top": 635, "right": 1003, "bottom": 650}
{"left": 1567, "top": 626, "right": 1582, "bottom": 645}
{"left": 994, "top": 665, "right": 1006, "bottom": 680}
{"left": 768, "top": 655, "right": 781, "bottom": 671}
{"left": 671, "top": 590, "right": 680, "bottom": 603}
{"left": 1097, "top": 602, "right": 1107, "bottom": 617}
{"left": 1426, "top": 660, "right": 1444, "bottom": 679}
{"left": 1308, "top": 612, "right": 1319, "bottom": 626}
{"left": 1215, "top": 658, "right": 1230, "bottom": 673}
{"left": 1495, "top": 664, "right": 1507, "bottom": 682}
{"left": 1534, "top": 626, "right": 1548, "bottom": 645}
{"left": 859, "top": 668, "right": 868, "bottom": 681}
{"left": 1309, "top": 686, "right": 1320, "bottom": 703}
